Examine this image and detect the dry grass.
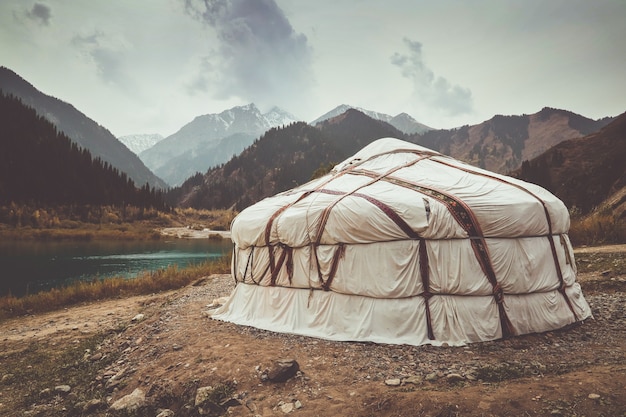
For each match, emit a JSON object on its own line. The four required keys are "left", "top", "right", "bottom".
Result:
{"left": 569, "top": 214, "right": 625, "bottom": 246}
{"left": 0, "top": 255, "right": 231, "bottom": 320}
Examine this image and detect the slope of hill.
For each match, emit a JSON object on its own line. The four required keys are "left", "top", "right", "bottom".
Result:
{"left": 0, "top": 93, "right": 165, "bottom": 208}
{"left": 0, "top": 67, "right": 167, "bottom": 190}
{"left": 312, "top": 104, "right": 432, "bottom": 134}
{"left": 168, "top": 110, "right": 405, "bottom": 210}
{"left": 513, "top": 111, "right": 626, "bottom": 215}
{"left": 414, "top": 107, "right": 613, "bottom": 173}
{"left": 140, "top": 104, "right": 299, "bottom": 186}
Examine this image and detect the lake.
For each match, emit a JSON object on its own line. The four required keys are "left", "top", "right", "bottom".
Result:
{"left": 0, "top": 238, "right": 233, "bottom": 297}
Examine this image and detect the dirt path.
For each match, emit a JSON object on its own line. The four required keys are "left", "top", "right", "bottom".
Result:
{"left": 1, "top": 247, "right": 625, "bottom": 416}
{"left": 573, "top": 243, "right": 626, "bottom": 254}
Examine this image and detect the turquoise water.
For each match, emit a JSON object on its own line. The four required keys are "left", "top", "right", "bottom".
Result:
{"left": 0, "top": 238, "right": 232, "bottom": 297}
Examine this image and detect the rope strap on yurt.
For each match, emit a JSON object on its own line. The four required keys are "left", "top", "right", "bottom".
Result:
{"left": 419, "top": 239, "right": 436, "bottom": 340}
{"left": 350, "top": 169, "right": 516, "bottom": 338}
{"left": 262, "top": 164, "right": 363, "bottom": 283}
{"left": 241, "top": 245, "right": 250, "bottom": 283}
{"left": 269, "top": 244, "right": 294, "bottom": 286}
{"left": 321, "top": 243, "right": 345, "bottom": 291}
{"left": 313, "top": 155, "right": 431, "bottom": 243}
{"left": 431, "top": 158, "right": 580, "bottom": 322}
{"left": 308, "top": 156, "right": 429, "bottom": 291}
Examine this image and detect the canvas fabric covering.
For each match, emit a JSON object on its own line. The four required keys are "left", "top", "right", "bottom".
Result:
{"left": 212, "top": 138, "right": 592, "bottom": 346}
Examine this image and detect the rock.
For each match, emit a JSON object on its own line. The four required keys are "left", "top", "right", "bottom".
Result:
{"left": 195, "top": 386, "right": 226, "bottom": 415}
{"left": 403, "top": 375, "right": 423, "bottom": 385}
{"left": 110, "top": 388, "right": 146, "bottom": 413}
{"left": 294, "top": 400, "right": 303, "bottom": 409}
{"left": 267, "top": 359, "right": 299, "bottom": 382}
{"left": 54, "top": 385, "right": 71, "bottom": 394}
{"left": 384, "top": 378, "right": 401, "bottom": 386}
{"left": 156, "top": 409, "right": 175, "bottom": 417}
{"left": 195, "top": 386, "right": 214, "bottom": 407}
{"left": 1, "top": 374, "right": 14, "bottom": 384}
{"left": 446, "top": 373, "right": 465, "bottom": 382}
{"left": 220, "top": 398, "right": 242, "bottom": 408}
{"left": 207, "top": 297, "right": 230, "bottom": 309}
{"left": 588, "top": 393, "right": 601, "bottom": 400}
{"left": 132, "top": 314, "right": 145, "bottom": 322}
{"left": 425, "top": 372, "right": 438, "bottom": 381}
{"left": 280, "top": 402, "right": 294, "bottom": 413}
{"left": 82, "top": 399, "right": 106, "bottom": 413}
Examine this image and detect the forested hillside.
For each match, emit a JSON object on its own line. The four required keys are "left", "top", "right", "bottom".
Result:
{"left": 513, "top": 111, "right": 626, "bottom": 215}
{"left": 0, "top": 93, "right": 166, "bottom": 209}
{"left": 412, "top": 108, "right": 613, "bottom": 173}
{"left": 167, "top": 110, "right": 406, "bottom": 210}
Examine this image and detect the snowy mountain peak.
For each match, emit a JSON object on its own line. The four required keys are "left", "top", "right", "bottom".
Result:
{"left": 312, "top": 104, "right": 431, "bottom": 135}
{"left": 117, "top": 133, "right": 164, "bottom": 155}
{"left": 263, "top": 106, "right": 300, "bottom": 127}
{"left": 137, "top": 103, "right": 302, "bottom": 186}
{"left": 311, "top": 104, "right": 393, "bottom": 125}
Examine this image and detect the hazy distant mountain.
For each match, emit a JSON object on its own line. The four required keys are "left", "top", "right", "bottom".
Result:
{"left": 312, "top": 104, "right": 432, "bottom": 134}
{"left": 139, "top": 103, "right": 299, "bottom": 186}
{"left": 118, "top": 133, "right": 164, "bottom": 154}
{"left": 168, "top": 109, "right": 406, "bottom": 210}
{"left": 0, "top": 67, "right": 167, "bottom": 190}
{"left": 413, "top": 107, "right": 614, "bottom": 174}
{"left": 512, "top": 111, "right": 626, "bottom": 216}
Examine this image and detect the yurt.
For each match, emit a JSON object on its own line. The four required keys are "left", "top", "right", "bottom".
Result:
{"left": 212, "top": 137, "right": 592, "bottom": 346}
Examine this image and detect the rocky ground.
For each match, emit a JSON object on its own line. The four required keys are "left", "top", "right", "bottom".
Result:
{"left": 0, "top": 246, "right": 625, "bottom": 417}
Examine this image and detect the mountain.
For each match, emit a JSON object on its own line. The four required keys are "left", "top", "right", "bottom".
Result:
{"left": 167, "top": 109, "right": 407, "bottom": 210}
{"left": 311, "top": 104, "right": 432, "bottom": 134}
{"left": 0, "top": 93, "right": 166, "bottom": 209}
{"left": 412, "top": 107, "right": 614, "bottom": 174}
{"left": 0, "top": 67, "right": 167, "bottom": 190}
{"left": 168, "top": 107, "right": 617, "bottom": 213}
{"left": 139, "top": 103, "right": 300, "bottom": 186}
{"left": 512, "top": 111, "right": 626, "bottom": 216}
{"left": 117, "top": 134, "right": 164, "bottom": 155}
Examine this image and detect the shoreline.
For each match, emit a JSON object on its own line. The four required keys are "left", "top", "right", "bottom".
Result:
{"left": 159, "top": 226, "right": 231, "bottom": 240}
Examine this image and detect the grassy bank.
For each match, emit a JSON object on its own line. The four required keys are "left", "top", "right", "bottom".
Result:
{"left": 0, "top": 255, "right": 231, "bottom": 320}
{"left": 0, "top": 205, "right": 236, "bottom": 241}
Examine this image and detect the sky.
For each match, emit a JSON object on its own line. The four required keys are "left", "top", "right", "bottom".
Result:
{"left": 1, "top": 0, "right": 625, "bottom": 138}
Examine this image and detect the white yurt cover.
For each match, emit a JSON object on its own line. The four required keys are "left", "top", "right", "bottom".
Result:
{"left": 212, "top": 138, "right": 592, "bottom": 346}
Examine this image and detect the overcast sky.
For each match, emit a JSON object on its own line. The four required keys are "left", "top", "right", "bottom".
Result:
{"left": 1, "top": 0, "right": 625, "bottom": 137}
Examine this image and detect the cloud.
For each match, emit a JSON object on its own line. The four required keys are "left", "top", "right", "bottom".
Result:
{"left": 71, "top": 31, "right": 130, "bottom": 89}
{"left": 182, "top": 0, "right": 314, "bottom": 110}
{"left": 391, "top": 38, "right": 473, "bottom": 116}
{"left": 26, "top": 3, "right": 51, "bottom": 26}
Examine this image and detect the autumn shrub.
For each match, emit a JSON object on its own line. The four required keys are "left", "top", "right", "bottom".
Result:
{"left": 569, "top": 214, "right": 625, "bottom": 246}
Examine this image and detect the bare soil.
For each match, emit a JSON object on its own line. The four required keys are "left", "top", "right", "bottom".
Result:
{"left": 1, "top": 246, "right": 625, "bottom": 417}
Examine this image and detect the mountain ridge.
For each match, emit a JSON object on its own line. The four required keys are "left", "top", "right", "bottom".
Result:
{"left": 311, "top": 104, "right": 432, "bottom": 134}
{"left": 118, "top": 134, "right": 164, "bottom": 155}
{"left": 0, "top": 67, "right": 167, "bottom": 190}
{"left": 0, "top": 93, "right": 166, "bottom": 209}
{"left": 139, "top": 103, "right": 300, "bottom": 186}
{"left": 412, "top": 107, "right": 614, "bottom": 174}
{"left": 512, "top": 111, "right": 626, "bottom": 216}
{"left": 167, "top": 107, "right": 620, "bottom": 214}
